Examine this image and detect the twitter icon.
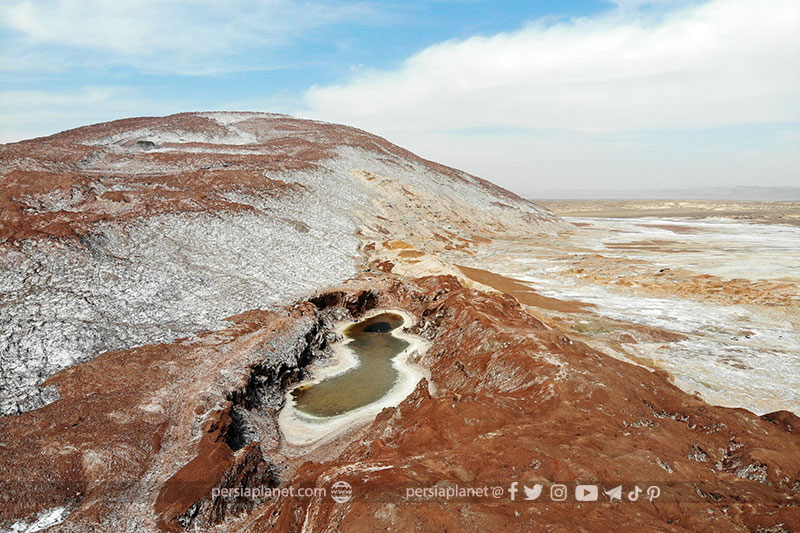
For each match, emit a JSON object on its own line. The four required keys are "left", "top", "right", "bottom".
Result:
{"left": 524, "top": 484, "right": 543, "bottom": 500}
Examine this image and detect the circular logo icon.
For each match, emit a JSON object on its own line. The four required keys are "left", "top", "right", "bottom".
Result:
{"left": 331, "top": 480, "right": 352, "bottom": 503}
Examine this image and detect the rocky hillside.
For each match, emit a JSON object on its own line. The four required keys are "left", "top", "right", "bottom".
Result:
{"left": 0, "top": 112, "right": 561, "bottom": 416}
{"left": 1, "top": 113, "right": 797, "bottom": 533}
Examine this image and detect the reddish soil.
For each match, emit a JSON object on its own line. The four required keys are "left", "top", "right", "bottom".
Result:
{"left": 1, "top": 275, "right": 797, "bottom": 532}
{"left": 1, "top": 113, "right": 545, "bottom": 244}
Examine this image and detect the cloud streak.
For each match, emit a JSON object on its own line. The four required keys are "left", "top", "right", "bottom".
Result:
{"left": 299, "top": 0, "right": 800, "bottom": 190}
{"left": 303, "top": 0, "right": 800, "bottom": 133}
{"left": 1, "top": 0, "right": 378, "bottom": 74}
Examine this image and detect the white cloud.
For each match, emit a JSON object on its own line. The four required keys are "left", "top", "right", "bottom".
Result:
{"left": 0, "top": 0, "right": 376, "bottom": 74}
{"left": 299, "top": 0, "right": 800, "bottom": 189}
{"left": 303, "top": 0, "right": 799, "bottom": 133}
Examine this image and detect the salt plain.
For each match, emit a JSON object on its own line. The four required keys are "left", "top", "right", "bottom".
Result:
{"left": 471, "top": 216, "right": 800, "bottom": 415}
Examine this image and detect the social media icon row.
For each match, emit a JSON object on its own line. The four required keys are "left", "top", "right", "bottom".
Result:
{"left": 509, "top": 482, "right": 660, "bottom": 502}
{"left": 604, "top": 485, "right": 660, "bottom": 502}
{"left": 508, "top": 483, "right": 597, "bottom": 501}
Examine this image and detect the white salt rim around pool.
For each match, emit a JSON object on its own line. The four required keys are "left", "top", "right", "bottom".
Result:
{"left": 278, "top": 308, "right": 430, "bottom": 448}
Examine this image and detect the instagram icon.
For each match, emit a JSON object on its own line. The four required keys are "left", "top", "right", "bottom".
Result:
{"left": 550, "top": 484, "right": 567, "bottom": 501}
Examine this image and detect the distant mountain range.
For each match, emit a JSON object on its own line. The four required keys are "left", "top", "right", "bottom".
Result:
{"left": 526, "top": 186, "right": 800, "bottom": 201}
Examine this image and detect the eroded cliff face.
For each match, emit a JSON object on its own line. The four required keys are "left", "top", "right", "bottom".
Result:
{"left": 1, "top": 114, "right": 797, "bottom": 532}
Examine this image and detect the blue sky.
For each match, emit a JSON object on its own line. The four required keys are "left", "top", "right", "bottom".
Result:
{"left": 2, "top": 0, "right": 798, "bottom": 193}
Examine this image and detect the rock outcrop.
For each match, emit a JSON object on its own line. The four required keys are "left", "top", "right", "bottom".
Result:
{"left": 0, "top": 112, "right": 559, "bottom": 416}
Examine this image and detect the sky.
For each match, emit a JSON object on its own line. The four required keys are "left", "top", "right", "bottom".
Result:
{"left": 1, "top": 0, "right": 798, "bottom": 194}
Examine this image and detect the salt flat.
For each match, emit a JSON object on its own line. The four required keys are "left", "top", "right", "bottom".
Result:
{"left": 457, "top": 204, "right": 800, "bottom": 415}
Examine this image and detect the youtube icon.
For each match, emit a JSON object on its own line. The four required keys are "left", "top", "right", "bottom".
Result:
{"left": 575, "top": 485, "right": 599, "bottom": 502}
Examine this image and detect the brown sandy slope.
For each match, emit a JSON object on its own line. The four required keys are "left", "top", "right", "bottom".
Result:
{"left": 457, "top": 264, "right": 591, "bottom": 313}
